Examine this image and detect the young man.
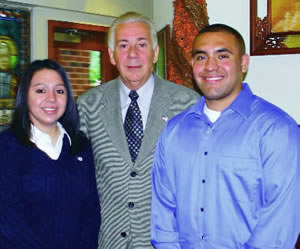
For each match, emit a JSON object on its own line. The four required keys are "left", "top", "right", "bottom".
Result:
{"left": 151, "top": 24, "right": 300, "bottom": 249}
{"left": 77, "top": 12, "right": 199, "bottom": 249}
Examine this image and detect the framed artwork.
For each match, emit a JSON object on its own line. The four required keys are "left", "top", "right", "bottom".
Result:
{"left": 155, "top": 25, "right": 170, "bottom": 79}
{"left": 0, "top": 5, "right": 30, "bottom": 128}
{"left": 250, "top": 0, "right": 300, "bottom": 55}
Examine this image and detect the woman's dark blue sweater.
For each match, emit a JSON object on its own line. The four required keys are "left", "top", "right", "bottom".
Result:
{"left": 0, "top": 129, "right": 100, "bottom": 249}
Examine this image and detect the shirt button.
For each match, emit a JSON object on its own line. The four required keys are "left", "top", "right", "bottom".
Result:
{"left": 200, "top": 208, "right": 204, "bottom": 212}
{"left": 201, "top": 235, "right": 207, "bottom": 240}
{"left": 121, "top": 232, "right": 127, "bottom": 237}
{"left": 202, "top": 179, "right": 206, "bottom": 183}
{"left": 204, "top": 151, "right": 208, "bottom": 155}
{"left": 128, "top": 202, "right": 134, "bottom": 209}
{"left": 130, "top": 171, "right": 137, "bottom": 177}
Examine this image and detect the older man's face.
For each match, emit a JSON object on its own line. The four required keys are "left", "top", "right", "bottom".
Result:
{"left": 108, "top": 22, "right": 159, "bottom": 90}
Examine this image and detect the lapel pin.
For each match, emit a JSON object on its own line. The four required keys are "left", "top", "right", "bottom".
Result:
{"left": 77, "top": 156, "right": 83, "bottom": 162}
{"left": 162, "top": 115, "right": 168, "bottom": 122}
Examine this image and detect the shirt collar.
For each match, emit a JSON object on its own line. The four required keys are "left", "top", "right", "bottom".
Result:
{"left": 120, "top": 74, "right": 155, "bottom": 109}
{"left": 30, "top": 122, "right": 71, "bottom": 146}
{"left": 30, "top": 122, "right": 71, "bottom": 160}
{"left": 226, "top": 83, "right": 254, "bottom": 119}
{"left": 189, "top": 83, "right": 254, "bottom": 120}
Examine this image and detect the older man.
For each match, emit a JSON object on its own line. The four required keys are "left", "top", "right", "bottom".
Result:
{"left": 77, "top": 12, "right": 199, "bottom": 249}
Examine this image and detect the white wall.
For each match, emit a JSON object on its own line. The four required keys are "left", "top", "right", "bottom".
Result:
{"left": 7, "top": 0, "right": 153, "bottom": 18}
{"left": 153, "top": 0, "right": 300, "bottom": 123}
{"left": 153, "top": 0, "right": 174, "bottom": 31}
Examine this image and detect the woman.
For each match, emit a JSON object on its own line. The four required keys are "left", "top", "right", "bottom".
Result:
{"left": 0, "top": 59, "right": 100, "bottom": 249}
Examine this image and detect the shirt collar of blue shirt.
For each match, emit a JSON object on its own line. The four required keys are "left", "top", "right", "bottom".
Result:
{"left": 189, "top": 83, "right": 254, "bottom": 120}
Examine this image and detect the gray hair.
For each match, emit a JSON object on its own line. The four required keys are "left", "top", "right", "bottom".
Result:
{"left": 107, "top": 11, "right": 158, "bottom": 51}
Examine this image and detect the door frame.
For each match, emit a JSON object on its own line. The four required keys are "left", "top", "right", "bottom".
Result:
{"left": 48, "top": 20, "right": 118, "bottom": 83}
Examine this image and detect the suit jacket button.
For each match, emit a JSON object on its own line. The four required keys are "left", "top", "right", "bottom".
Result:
{"left": 130, "top": 171, "right": 137, "bottom": 177}
{"left": 128, "top": 202, "right": 134, "bottom": 209}
{"left": 121, "top": 232, "right": 127, "bottom": 237}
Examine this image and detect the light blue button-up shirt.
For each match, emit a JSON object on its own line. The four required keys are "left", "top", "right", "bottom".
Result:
{"left": 151, "top": 83, "right": 300, "bottom": 249}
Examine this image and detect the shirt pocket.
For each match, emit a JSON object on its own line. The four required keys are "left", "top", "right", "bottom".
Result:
{"left": 217, "top": 156, "right": 261, "bottom": 204}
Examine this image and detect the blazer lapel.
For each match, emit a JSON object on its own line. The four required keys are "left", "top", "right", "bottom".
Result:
{"left": 100, "top": 79, "right": 133, "bottom": 167}
{"left": 134, "top": 75, "right": 173, "bottom": 166}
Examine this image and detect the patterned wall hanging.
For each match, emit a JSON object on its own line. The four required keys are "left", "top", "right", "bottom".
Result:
{"left": 168, "top": 0, "right": 209, "bottom": 91}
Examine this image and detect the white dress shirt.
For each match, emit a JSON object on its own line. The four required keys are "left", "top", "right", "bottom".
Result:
{"left": 120, "top": 75, "right": 155, "bottom": 131}
{"left": 30, "top": 122, "right": 71, "bottom": 160}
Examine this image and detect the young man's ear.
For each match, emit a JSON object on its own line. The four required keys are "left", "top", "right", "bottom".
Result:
{"left": 241, "top": 54, "right": 250, "bottom": 73}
